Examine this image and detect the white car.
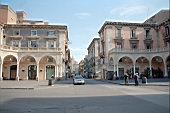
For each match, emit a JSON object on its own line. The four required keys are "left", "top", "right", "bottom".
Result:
{"left": 73, "top": 75, "right": 85, "bottom": 85}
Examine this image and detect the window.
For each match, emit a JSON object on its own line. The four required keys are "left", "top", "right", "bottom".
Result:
{"left": 165, "top": 26, "right": 169, "bottom": 36}
{"left": 13, "top": 40, "right": 19, "bottom": 47}
{"left": 30, "top": 40, "right": 38, "bottom": 47}
{"left": 116, "top": 28, "right": 122, "bottom": 37}
{"left": 146, "top": 45, "right": 151, "bottom": 49}
{"left": 131, "top": 29, "right": 136, "bottom": 38}
{"left": 116, "top": 42, "right": 123, "bottom": 48}
{"left": 14, "top": 30, "right": 20, "bottom": 36}
{"left": 145, "top": 29, "right": 150, "bottom": 38}
{"left": 31, "top": 30, "right": 37, "bottom": 36}
{"left": 131, "top": 43, "right": 137, "bottom": 49}
{"left": 48, "top": 31, "right": 55, "bottom": 36}
{"left": 48, "top": 41, "right": 54, "bottom": 48}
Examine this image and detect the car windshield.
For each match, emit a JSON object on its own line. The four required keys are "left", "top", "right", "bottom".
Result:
{"left": 75, "top": 76, "right": 83, "bottom": 79}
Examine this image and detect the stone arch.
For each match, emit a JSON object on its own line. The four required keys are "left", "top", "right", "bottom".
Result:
{"left": 39, "top": 56, "right": 56, "bottom": 80}
{"left": 3, "top": 55, "right": 17, "bottom": 80}
{"left": 135, "top": 56, "right": 149, "bottom": 63}
{"left": 118, "top": 56, "right": 133, "bottom": 79}
{"left": 118, "top": 55, "right": 134, "bottom": 64}
{"left": 19, "top": 55, "right": 37, "bottom": 80}
{"left": 19, "top": 54, "right": 37, "bottom": 63}
{"left": 135, "top": 56, "right": 150, "bottom": 78}
{"left": 40, "top": 55, "right": 56, "bottom": 63}
{"left": 151, "top": 56, "right": 164, "bottom": 78}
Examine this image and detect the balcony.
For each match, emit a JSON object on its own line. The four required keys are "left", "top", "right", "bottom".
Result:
{"left": 114, "top": 35, "right": 123, "bottom": 43}
{"left": 0, "top": 45, "right": 62, "bottom": 52}
{"left": 129, "top": 36, "right": 139, "bottom": 43}
{"left": 27, "top": 35, "right": 40, "bottom": 39}
{"left": 44, "top": 34, "right": 59, "bottom": 39}
{"left": 144, "top": 35, "right": 153, "bottom": 44}
{"left": 7, "top": 35, "right": 23, "bottom": 39}
{"left": 109, "top": 47, "right": 169, "bottom": 54}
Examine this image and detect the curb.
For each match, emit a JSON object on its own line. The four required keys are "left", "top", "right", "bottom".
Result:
{"left": 0, "top": 87, "right": 34, "bottom": 90}
{"left": 96, "top": 79, "right": 169, "bottom": 86}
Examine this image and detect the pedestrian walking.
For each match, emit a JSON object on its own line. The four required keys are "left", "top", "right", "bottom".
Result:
{"left": 124, "top": 73, "right": 129, "bottom": 85}
{"left": 134, "top": 73, "right": 139, "bottom": 86}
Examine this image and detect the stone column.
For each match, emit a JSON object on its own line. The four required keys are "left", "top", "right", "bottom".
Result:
{"left": 149, "top": 61, "right": 152, "bottom": 78}
{"left": 133, "top": 64, "right": 136, "bottom": 76}
{"left": 116, "top": 64, "right": 119, "bottom": 77}
{"left": 36, "top": 63, "right": 39, "bottom": 81}
{"left": 60, "top": 64, "right": 63, "bottom": 77}
{"left": 0, "top": 63, "right": 3, "bottom": 81}
{"left": 164, "top": 60, "right": 168, "bottom": 77}
{"left": 113, "top": 64, "right": 116, "bottom": 79}
{"left": 56, "top": 65, "right": 59, "bottom": 78}
{"left": 16, "top": 63, "right": 19, "bottom": 81}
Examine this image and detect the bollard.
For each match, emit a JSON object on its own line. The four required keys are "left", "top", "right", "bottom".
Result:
{"left": 48, "top": 79, "right": 54, "bottom": 86}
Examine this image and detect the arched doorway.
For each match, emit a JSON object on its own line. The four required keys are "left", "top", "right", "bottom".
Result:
{"left": 28, "top": 65, "right": 37, "bottom": 80}
{"left": 19, "top": 56, "right": 37, "bottom": 80}
{"left": 46, "top": 65, "right": 55, "bottom": 80}
{"left": 166, "top": 55, "right": 170, "bottom": 78}
{"left": 151, "top": 56, "right": 164, "bottom": 78}
{"left": 3, "top": 55, "right": 17, "bottom": 80}
{"left": 136, "top": 57, "right": 149, "bottom": 78}
{"left": 118, "top": 56, "right": 133, "bottom": 79}
{"left": 10, "top": 65, "right": 17, "bottom": 80}
{"left": 39, "top": 56, "right": 56, "bottom": 80}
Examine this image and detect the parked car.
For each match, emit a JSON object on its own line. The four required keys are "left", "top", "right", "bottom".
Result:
{"left": 73, "top": 75, "right": 85, "bottom": 85}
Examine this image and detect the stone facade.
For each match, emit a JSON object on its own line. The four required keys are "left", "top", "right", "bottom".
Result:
{"left": 87, "top": 38, "right": 100, "bottom": 78}
{"left": 98, "top": 10, "right": 170, "bottom": 80}
{"left": 0, "top": 5, "right": 69, "bottom": 81}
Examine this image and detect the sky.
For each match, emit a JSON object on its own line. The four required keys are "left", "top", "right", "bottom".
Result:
{"left": 0, "top": 0, "right": 169, "bottom": 62}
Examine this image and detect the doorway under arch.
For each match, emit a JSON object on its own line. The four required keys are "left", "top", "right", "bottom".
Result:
{"left": 10, "top": 65, "right": 17, "bottom": 80}
{"left": 28, "top": 65, "right": 37, "bottom": 80}
{"left": 46, "top": 65, "right": 55, "bottom": 80}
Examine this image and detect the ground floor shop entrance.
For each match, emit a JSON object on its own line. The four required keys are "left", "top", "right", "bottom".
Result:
{"left": 46, "top": 65, "right": 55, "bottom": 80}
{"left": 28, "top": 65, "right": 37, "bottom": 80}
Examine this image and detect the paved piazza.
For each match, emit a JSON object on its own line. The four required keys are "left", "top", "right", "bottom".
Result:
{"left": 0, "top": 79, "right": 169, "bottom": 113}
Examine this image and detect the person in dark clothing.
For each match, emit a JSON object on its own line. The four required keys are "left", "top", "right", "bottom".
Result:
{"left": 124, "top": 73, "right": 129, "bottom": 85}
{"left": 134, "top": 73, "right": 139, "bottom": 86}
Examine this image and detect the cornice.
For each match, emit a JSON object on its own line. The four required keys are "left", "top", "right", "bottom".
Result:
{"left": 98, "top": 21, "right": 157, "bottom": 34}
{"left": 3, "top": 24, "right": 67, "bottom": 30}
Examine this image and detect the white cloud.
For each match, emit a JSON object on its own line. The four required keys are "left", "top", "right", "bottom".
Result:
{"left": 110, "top": 5, "right": 148, "bottom": 16}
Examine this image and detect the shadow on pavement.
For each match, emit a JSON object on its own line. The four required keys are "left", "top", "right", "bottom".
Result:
{"left": 0, "top": 94, "right": 169, "bottom": 113}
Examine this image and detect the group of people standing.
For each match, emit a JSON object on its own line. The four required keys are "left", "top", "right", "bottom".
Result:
{"left": 124, "top": 73, "right": 145, "bottom": 86}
